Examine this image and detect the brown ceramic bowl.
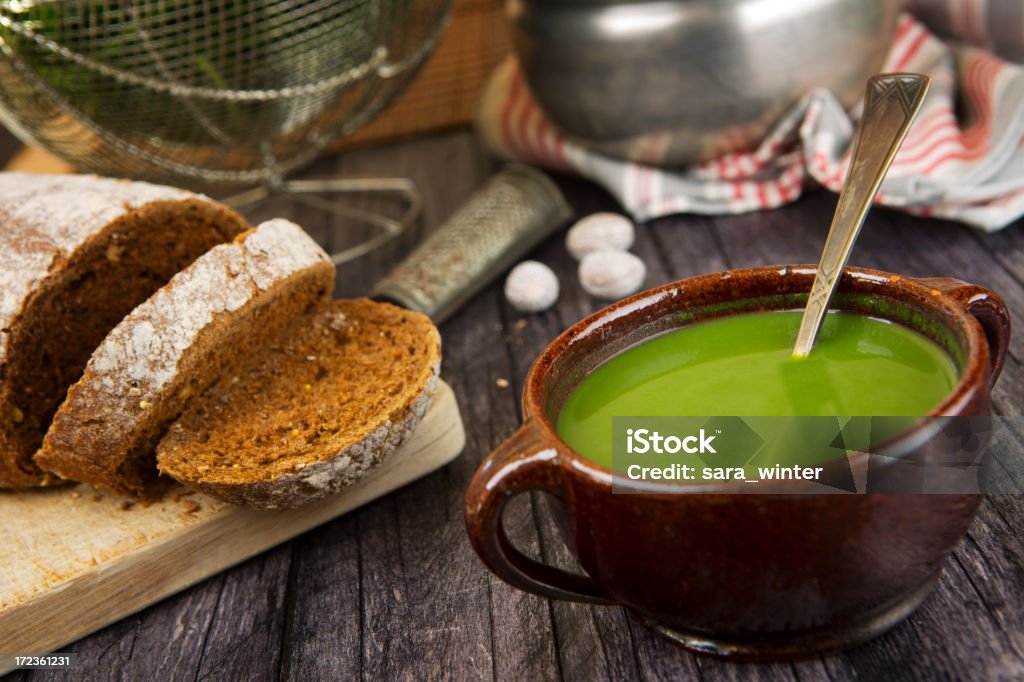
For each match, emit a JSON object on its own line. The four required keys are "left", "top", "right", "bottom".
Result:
{"left": 465, "top": 265, "right": 1010, "bottom": 660}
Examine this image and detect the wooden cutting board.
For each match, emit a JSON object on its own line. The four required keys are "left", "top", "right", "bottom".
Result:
{"left": 0, "top": 381, "right": 464, "bottom": 672}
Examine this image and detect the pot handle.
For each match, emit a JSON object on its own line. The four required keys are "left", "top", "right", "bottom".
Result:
{"left": 464, "top": 420, "right": 615, "bottom": 604}
{"left": 918, "top": 278, "right": 1011, "bottom": 385}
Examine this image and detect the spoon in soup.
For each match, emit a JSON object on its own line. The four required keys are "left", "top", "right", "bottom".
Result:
{"left": 792, "top": 73, "right": 930, "bottom": 358}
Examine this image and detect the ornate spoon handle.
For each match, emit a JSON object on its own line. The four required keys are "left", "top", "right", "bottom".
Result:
{"left": 792, "top": 73, "right": 930, "bottom": 358}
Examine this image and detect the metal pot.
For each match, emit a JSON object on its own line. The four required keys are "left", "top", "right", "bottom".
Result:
{"left": 508, "top": 0, "right": 902, "bottom": 164}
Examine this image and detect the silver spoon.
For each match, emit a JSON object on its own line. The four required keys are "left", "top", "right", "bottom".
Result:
{"left": 792, "top": 73, "right": 931, "bottom": 358}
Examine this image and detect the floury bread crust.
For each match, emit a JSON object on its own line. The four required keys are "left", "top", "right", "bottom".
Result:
{"left": 0, "top": 173, "right": 248, "bottom": 488}
{"left": 35, "top": 220, "right": 334, "bottom": 494}
{"left": 157, "top": 299, "right": 441, "bottom": 509}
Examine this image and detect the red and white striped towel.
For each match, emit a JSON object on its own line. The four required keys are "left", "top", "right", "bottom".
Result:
{"left": 477, "top": 12, "right": 1024, "bottom": 231}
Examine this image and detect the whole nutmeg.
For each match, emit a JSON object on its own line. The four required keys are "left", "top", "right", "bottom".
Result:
{"left": 578, "top": 250, "right": 646, "bottom": 300}
{"left": 566, "top": 212, "right": 635, "bottom": 260}
{"left": 504, "top": 260, "right": 560, "bottom": 313}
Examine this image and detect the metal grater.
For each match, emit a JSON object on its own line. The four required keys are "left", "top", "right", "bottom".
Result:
{"left": 372, "top": 165, "right": 573, "bottom": 323}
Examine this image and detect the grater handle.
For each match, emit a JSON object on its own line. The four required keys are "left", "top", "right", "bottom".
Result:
{"left": 371, "top": 164, "right": 573, "bottom": 323}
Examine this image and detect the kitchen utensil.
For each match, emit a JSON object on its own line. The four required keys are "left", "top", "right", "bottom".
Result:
{"left": 508, "top": 0, "right": 901, "bottom": 165}
{"left": 793, "top": 73, "right": 930, "bottom": 357}
{"left": 0, "top": 0, "right": 451, "bottom": 263}
{"left": 373, "top": 164, "right": 573, "bottom": 322}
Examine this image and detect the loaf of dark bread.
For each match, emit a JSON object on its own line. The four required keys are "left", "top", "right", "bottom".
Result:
{"left": 35, "top": 219, "right": 335, "bottom": 494}
{"left": 0, "top": 173, "right": 248, "bottom": 488}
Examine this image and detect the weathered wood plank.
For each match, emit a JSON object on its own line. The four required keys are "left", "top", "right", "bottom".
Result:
{"left": 9, "top": 549, "right": 289, "bottom": 682}
{"left": 279, "top": 515, "right": 362, "bottom": 681}
{"left": 189, "top": 547, "right": 293, "bottom": 682}
{"left": 440, "top": 287, "right": 561, "bottom": 682}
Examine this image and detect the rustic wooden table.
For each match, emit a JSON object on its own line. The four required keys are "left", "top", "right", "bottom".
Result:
{"left": 5, "top": 130, "right": 1024, "bottom": 681}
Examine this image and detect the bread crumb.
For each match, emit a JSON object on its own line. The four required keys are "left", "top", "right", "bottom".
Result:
{"left": 106, "top": 243, "right": 124, "bottom": 263}
{"left": 327, "top": 310, "right": 347, "bottom": 331}
{"left": 120, "top": 500, "right": 135, "bottom": 511}
{"left": 171, "top": 489, "right": 196, "bottom": 503}
{"left": 495, "top": 378, "right": 510, "bottom": 389}
{"left": 513, "top": 319, "right": 528, "bottom": 331}
{"left": 181, "top": 499, "right": 201, "bottom": 514}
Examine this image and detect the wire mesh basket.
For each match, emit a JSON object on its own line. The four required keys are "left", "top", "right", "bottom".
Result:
{"left": 0, "top": 0, "right": 452, "bottom": 261}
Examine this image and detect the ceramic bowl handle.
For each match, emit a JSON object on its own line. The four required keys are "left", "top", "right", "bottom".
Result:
{"left": 464, "top": 420, "right": 615, "bottom": 604}
{"left": 919, "top": 278, "right": 1011, "bottom": 385}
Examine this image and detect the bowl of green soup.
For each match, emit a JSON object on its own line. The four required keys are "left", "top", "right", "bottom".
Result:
{"left": 465, "top": 265, "right": 1010, "bottom": 660}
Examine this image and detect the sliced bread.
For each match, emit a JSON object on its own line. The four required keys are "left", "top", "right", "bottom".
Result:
{"left": 156, "top": 298, "right": 441, "bottom": 509}
{"left": 0, "top": 173, "right": 248, "bottom": 488}
{"left": 35, "top": 219, "right": 334, "bottom": 494}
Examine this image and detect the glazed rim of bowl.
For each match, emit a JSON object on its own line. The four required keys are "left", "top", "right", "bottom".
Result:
{"left": 526, "top": 264, "right": 993, "bottom": 492}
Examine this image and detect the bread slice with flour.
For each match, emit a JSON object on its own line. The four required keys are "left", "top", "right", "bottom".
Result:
{"left": 37, "top": 217, "right": 441, "bottom": 508}
{"left": 0, "top": 173, "right": 248, "bottom": 488}
{"left": 35, "top": 219, "right": 335, "bottom": 494}
{"left": 157, "top": 298, "right": 441, "bottom": 509}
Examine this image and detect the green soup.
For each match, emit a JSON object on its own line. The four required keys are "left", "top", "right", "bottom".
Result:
{"left": 556, "top": 311, "right": 958, "bottom": 469}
